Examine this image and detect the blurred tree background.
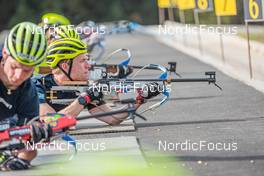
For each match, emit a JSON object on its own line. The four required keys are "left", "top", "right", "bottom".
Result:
{"left": 0, "top": 0, "right": 256, "bottom": 31}
{"left": 0, "top": 0, "right": 159, "bottom": 31}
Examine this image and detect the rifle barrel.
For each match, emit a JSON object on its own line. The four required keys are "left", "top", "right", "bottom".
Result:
{"left": 130, "top": 65, "right": 162, "bottom": 70}
{"left": 98, "top": 78, "right": 215, "bottom": 83}
{"left": 93, "top": 64, "right": 166, "bottom": 70}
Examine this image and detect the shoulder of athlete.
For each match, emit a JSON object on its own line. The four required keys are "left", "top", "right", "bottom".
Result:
{"left": 31, "top": 74, "right": 57, "bottom": 87}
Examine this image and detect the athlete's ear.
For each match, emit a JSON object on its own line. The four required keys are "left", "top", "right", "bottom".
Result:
{"left": 60, "top": 62, "right": 69, "bottom": 70}
{"left": 1, "top": 48, "right": 8, "bottom": 65}
{"left": 2, "top": 48, "right": 8, "bottom": 60}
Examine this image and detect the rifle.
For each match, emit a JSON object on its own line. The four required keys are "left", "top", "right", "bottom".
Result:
{"left": 0, "top": 115, "right": 76, "bottom": 151}
{"left": 91, "top": 61, "right": 181, "bottom": 78}
{"left": 0, "top": 99, "right": 142, "bottom": 151}
{"left": 90, "top": 48, "right": 181, "bottom": 79}
{"left": 47, "top": 71, "right": 222, "bottom": 106}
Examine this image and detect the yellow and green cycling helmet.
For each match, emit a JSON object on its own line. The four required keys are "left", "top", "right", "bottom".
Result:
{"left": 34, "top": 25, "right": 80, "bottom": 75}
{"left": 41, "top": 13, "right": 71, "bottom": 27}
{"left": 5, "top": 22, "right": 47, "bottom": 66}
{"left": 53, "top": 25, "right": 80, "bottom": 40}
{"left": 46, "top": 37, "right": 87, "bottom": 68}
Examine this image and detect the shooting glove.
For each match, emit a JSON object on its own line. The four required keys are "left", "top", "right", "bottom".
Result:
{"left": 137, "top": 82, "right": 163, "bottom": 104}
{"left": 79, "top": 86, "right": 104, "bottom": 107}
{"left": 0, "top": 153, "right": 30, "bottom": 171}
{"left": 87, "top": 87, "right": 104, "bottom": 104}
{"left": 30, "top": 121, "right": 53, "bottom": 143}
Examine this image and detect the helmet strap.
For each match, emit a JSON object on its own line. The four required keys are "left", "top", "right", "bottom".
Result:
{"left": 68, "top": 60, "right": 73, "bottom": 79}
{"left": 57, "top": 60, "right": 74, "bottom": 81}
